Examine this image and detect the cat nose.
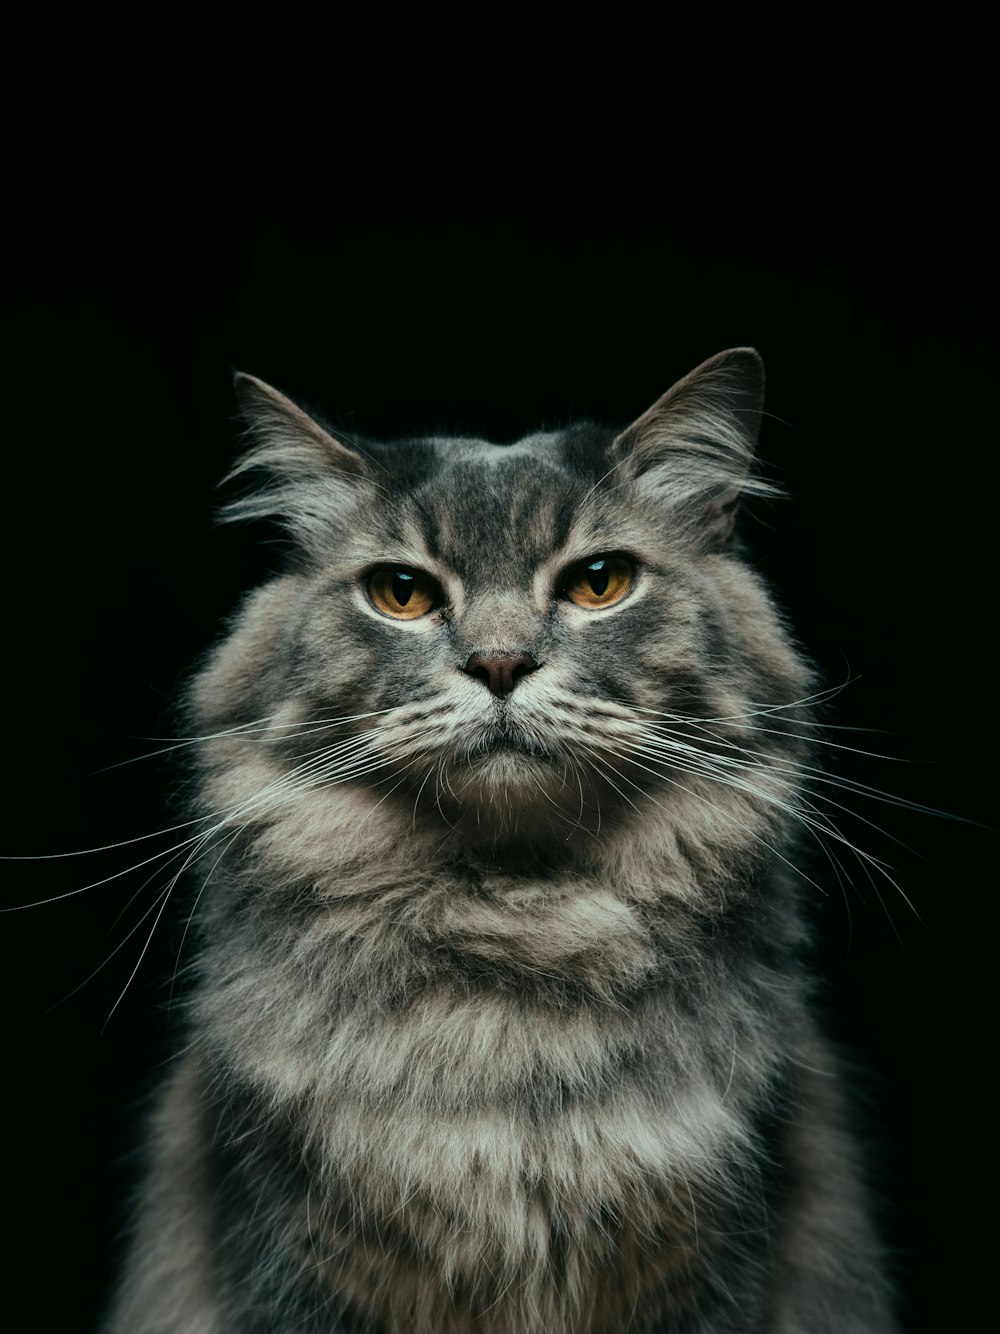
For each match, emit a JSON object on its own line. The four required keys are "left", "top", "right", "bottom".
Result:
{"left": 462, "top": 652, "right": 539, "bottom": 699}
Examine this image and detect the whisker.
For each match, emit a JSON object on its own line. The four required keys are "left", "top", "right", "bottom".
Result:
{"left": 46, "top": 883, "right": 173, "bottom": 1012}
{"left": 94, "top": 708, "right": 401, "bottom": 771}
{"left": 102, "top": 881, "right": 179, "bottom": 1030}
{"left": 602, "top": 728, "right": 921, "bottom": 922}
{"left": 587, "top": 738, "right": 833, "bottom": 899}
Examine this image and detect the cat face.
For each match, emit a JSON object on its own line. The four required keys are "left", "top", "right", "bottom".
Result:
{"left": 192, "top": 351, "right": 808, "bottom": 844}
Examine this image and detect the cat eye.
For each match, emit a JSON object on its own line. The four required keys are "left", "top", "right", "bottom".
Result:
{"left": 561, "top": 554, "right": 635, "bottom": 609}
{"left": 366, "top": 567, "right": 441, "bottom": 620}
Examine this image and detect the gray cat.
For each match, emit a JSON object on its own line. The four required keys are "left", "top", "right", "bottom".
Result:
{"left": 103, "top": 349, "right": 895, "bottom": 1332}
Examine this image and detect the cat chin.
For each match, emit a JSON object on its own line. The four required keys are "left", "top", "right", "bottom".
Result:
{"left": 450, "top": 747, "right": 556, "bottom": 798}
{"left": 469, "top": 731, "right": 553, "bottom": 762}
{"left": 418, "top": 750, "right": 603, "bottom": 842}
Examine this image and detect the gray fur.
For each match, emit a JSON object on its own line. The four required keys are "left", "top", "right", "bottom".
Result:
{"left": 103, "top": 350, "right": 896, "bottom": 1332}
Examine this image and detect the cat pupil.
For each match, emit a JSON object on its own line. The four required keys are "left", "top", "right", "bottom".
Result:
{"left": 587, "top": 560, "right": 609, "bottom": 596}
{"left": 393, "top": 572, "right": 415, "bottom": 605}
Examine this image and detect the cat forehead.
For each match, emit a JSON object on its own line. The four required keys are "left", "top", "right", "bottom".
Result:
{"left": 369, "top": 420, "right": 611, "bottom": 486}
{"left": 426, "top": 431, "right": 564, "bottom": 466}
{"left": 365, "top": 425, "right": 640, "bottom": 579}
{"left": 413, "top": 449, "right": 580, "bottom": 570}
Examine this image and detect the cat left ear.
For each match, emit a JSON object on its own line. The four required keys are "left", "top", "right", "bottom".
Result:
{"left": 612, "top": 348, "right": 775, "bottom": 541}
{"left": 232, "top": 373, "right": 370, "bottom": 482}
{"left": 223, "top": 373, "right": 374, "bottom": 550}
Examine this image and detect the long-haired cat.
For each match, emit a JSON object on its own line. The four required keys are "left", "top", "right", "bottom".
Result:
{"left": 103, "top": 349, "right": 895, "bottom": 1332}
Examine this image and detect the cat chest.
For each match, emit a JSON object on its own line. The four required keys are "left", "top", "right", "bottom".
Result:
{"left": 298, "top": 1090, "right": 737, "bottom": 1334}
{"left": 304, "top": 1000, "right": 745, "bottom": 1257}
{"left": 213, "top": 981, "right": 749, "bottom": 1213}
{"left": 207, "top": 976, "right": 756, "bottom": 1328}
{"left": 205, "top": 1018, "right": 745, "bottom": 1333}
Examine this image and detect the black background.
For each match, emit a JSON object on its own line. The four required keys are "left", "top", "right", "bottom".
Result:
{"left": 2, "top": 136, "right": 994, "bottom": 1332}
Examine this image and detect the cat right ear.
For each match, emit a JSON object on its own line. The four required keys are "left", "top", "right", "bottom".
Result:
{"left": 611, "top": 348, "right": 779, "bottom": 542}
{"left": 224, "top": 373, "right": 373, "bottom": 548}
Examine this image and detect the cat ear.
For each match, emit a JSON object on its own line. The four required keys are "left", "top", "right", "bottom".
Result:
{"left": 224, "top": 373, "right": 373, "bottom": 547}
{"left": 611, "top": 348, "right": 777, "bottom": 541}
{"left": 231, "top": 373, "right": 370, "bottom": 482}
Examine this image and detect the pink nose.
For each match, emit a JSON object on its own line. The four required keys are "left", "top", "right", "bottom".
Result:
{"left": 462, "top": 652, "right": 539, "bottom": 698}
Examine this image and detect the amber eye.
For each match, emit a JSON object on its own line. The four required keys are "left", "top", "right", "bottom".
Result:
{"left": 562, "top": 554, "right": 635, "bottom": 609}
{"left": 367, "top": 567, "right": 439, "bottom": 619}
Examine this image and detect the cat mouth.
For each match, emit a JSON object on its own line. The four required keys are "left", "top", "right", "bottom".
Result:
{"left": 472, "top": 726, "right": 552, "bottom": 762}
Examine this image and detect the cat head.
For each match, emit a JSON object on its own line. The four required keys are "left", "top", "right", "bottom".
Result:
{"left": 191, "top": 350, "right": 807, "bottom": 846}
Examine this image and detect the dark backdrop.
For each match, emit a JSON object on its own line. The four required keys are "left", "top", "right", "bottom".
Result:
{"left": 3, "top": 198, "right": 993, "bottom": 1332}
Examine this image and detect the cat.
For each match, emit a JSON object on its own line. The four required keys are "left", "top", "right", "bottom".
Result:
{"left": 102, "top": 349, "right": 896, "bottom": 1333}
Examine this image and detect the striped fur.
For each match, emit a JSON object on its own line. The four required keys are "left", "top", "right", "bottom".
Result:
{"left": 104, "top": 350, "right": 896, "bottom": 1332}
